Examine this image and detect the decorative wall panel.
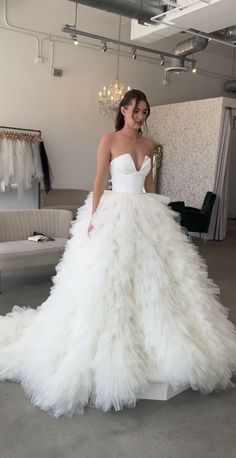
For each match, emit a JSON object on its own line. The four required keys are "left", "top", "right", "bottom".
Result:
{"left": 148, "top": 97, "right": 224, "bottom": 206}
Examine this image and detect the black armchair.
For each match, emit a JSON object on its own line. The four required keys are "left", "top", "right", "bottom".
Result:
{"left": 168, "top": 192, "right": 216, "bottom": 236}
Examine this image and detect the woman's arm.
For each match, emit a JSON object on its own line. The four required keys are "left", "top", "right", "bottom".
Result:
{"left": 91, "top": 134, "right": 111, "bottom": 215}
{"left": 144, "top": 168, "right": 155, "bottom": 193}
{"left": 144, "top": 139, "right": 155, "bottom": 193}
{"left": 88, "top": 135, "right": 111, "bottom": 236}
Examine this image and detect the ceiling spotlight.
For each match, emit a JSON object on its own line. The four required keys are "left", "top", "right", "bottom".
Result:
{"left": 132, "top": 48, "right": 137, "bottom": 60}
{"left": 102, "top": 42, "right": 107, "bottom": 52}
{"left": 160, "top": 55, "right": 165, "bottom": 66}
{"left": 71, "top": 34, "right": 79, "bottom": 46}
{"left": 192, "top": 63, "right": 197, "bottom": 73}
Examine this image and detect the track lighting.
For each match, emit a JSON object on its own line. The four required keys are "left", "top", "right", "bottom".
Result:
{"left": 132, "top": 49, "right": 137, "bottom": 60}
{"left": 102, "top": 42, "right": 108, "bottom": 52}
{"left": 71, "top": 33, "right": 79, "bottom": 46}
{"left": 192, "top": 63, "right": 197, "bottom": 73}
{"left": 160, "top": 55, "right": 165, "bottom": 66}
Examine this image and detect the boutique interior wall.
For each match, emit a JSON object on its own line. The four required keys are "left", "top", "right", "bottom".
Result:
{"left": 149, "top": 97, "right": 224, "bottom": 207}
{"left": 0, "top": 0, "right": 235, "bottom": 208}
{"left": 149, "top": 97, "right": 236, "bottom": 211}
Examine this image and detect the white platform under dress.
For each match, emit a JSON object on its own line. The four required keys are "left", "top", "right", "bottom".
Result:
{"left": 0, "top": 153, "right": 236, "bottom": 417}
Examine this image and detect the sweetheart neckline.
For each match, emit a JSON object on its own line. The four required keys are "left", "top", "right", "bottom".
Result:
{"left": 110, "top": 153, "right": 150, "bottom": 172}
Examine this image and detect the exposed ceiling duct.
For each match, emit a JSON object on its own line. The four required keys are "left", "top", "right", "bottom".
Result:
{"left": 215, "top": 26, "right": 236, "bottom": 43}
{"left": 165, "top": 57, "right": 187, "bottom": 74}
{"left": 131, "top": 0, "right": 236, "bottom": 45}
{"left": 224, "top": 26, "right": 236, "bottom": 42}
{"left": 167, "top": 34, "right": 208, "bottom": 72}
{"left": 67, "top": 0, "right": 236, "bottom": 85}
{"left": 173, "top": 36, "right": 209, "bottom": 57}
{"left": 64, "top": 0, "right": 196, "bottom": 68}
{"left": 69, "top": 0, "right": 166, "bottom": 25}
{"left": 161, "top": 35, "right": 209, "bottom": 74}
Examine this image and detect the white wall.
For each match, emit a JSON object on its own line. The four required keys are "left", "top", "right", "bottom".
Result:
{"left": 0, "top": 0, "right": 235, "bottom": 208}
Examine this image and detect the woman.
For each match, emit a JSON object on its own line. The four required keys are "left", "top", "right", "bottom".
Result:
{"left": 0, "top": 89, "right": 236, "bottom": 418}
{"left": 88, "top": 89, "right": 154, "bottom": 236}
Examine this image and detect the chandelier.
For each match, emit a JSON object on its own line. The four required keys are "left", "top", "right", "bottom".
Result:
{"left": 98, "top": 16, "right": 130, "bottom": 119}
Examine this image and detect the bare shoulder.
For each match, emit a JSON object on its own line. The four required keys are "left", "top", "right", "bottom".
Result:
{"left": 142, "top": 136, "right": 155, "bottom": 157}
{"left": 98, "top": 132, "right": 114, "bottom": 147}
{"left": 97, "top": 132, "right": 115, "bottom": 157}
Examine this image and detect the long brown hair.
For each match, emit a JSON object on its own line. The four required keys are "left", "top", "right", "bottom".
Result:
{"left": 115, "top": 89, "right": 150, "bottom": 132}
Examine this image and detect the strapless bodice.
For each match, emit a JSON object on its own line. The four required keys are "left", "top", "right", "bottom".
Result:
{"left": 110, "top": 153, "right": 151, "bottom": 194}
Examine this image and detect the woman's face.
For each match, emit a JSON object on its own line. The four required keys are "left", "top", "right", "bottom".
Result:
{"left": 121, "top": 99, "right": 149, "bottom": 131}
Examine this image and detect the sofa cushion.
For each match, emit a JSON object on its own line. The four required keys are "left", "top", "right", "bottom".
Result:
{"left": 0, "top": 238, "right": 67, "bottom": 269}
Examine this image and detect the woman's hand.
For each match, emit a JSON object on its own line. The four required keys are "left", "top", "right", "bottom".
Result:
{"left": 88, "top": 221, "right": 94, "bottom": 237}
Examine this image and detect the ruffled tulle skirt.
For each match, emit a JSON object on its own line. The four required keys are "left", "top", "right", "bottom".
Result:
{"left": 0, "top": 191, "right": 236, "bottom": 417}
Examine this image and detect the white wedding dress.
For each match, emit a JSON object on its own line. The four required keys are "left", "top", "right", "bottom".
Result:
{"left": 0, "top": 153, "right": 236, "bottom": 417}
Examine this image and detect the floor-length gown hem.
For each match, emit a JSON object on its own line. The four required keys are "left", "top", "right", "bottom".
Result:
{"left": 0, "top": 153, "right": 236, "bottom": 417}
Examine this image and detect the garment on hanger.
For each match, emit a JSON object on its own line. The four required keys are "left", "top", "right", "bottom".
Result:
{"left": 0, "top": 131, "right": 52, "bottom": 193}
{"left": 0, "top": 138, "right": 15, "bottom": 192}
{"left": 32, "top": 143, "right": 44, "bottom": 183}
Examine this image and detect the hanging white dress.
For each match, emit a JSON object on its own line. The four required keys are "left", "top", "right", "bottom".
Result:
{"left": 14, "top": 140, "right": 35, "bottom": 192}
{"left": 0, "top": 153, "right": 236, "bottom": 417}
{"left": 0, "top": 138, "right": 40, "bottom": 192}
{"left": 0, "top": 138, "right": 15, "bottom": 191}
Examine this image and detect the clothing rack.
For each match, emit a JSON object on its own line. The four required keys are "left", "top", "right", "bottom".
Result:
{"left": 0, "top": 125, "right": 41, "bottom": 135}
{"left": 0, "top": 125, "right": 42, "bottom": 144}
{"left": 0, "top": 125, "right": 44, "bottom": 208}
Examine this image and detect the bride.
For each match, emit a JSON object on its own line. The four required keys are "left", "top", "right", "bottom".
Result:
{"left": 0, "top": 89, "right": 236, "bottom": 418}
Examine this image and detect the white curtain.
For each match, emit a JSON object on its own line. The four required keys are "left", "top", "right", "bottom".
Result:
{"left": 208, "top": 108, "right": 234, "bottom": 240}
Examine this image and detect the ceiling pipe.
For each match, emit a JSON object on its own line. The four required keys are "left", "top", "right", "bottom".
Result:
{"left": 68, "top": 0, "right": 166, "bottom": 25}
{"left": 225, "top": 26, "right": 236, "bottom": 42}
{"left": 215, "top": 26, "right": 236, "bottom": 43}
{"left": 173, "top": 35, "right": 209, "bottom": 57}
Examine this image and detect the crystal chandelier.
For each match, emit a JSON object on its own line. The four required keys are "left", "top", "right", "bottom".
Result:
{"left": 98, "top": 16, "right": 130, "bottom": 119}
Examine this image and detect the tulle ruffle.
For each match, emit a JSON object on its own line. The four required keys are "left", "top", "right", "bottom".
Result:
{"left": 0, "top": 191, "right": 236, "bottom": 417}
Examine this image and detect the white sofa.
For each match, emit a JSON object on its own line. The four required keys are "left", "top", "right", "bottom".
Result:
{"left": 0, "top": 209, "right": 72, "bottom": 292}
